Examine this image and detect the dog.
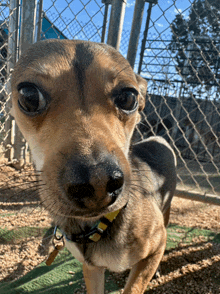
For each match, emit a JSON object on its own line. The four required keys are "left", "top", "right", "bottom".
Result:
{"left": 11, "top": 39, "right": 176, "bottom": 293}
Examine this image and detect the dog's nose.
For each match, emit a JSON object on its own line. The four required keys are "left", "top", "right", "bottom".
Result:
{"left": 62, "top": 160, "right": 124, "bottom": 209}
{"left": 106, "top": 170, "right": 124, "bottom": 195}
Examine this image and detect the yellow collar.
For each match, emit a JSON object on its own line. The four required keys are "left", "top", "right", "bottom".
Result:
{"left": 88, "top": 209, "right": 121, "bottom": 242}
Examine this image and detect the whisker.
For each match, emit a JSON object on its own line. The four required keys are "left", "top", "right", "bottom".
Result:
{"left": 0, "top": 183, "right": 46, "bottom": 200}
{"left": 0, "top": 180, "right": 44, "bottom": 192}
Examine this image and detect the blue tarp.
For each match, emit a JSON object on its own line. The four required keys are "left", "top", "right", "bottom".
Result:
{"left": 41, "top": 16, "right": 67, "bottom": 40}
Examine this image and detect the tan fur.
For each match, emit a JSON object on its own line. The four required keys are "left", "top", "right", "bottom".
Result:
{"left": 11, "top": 39, "right": 176, "bottom": 293}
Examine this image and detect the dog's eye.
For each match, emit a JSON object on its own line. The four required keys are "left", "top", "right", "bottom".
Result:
{"left": 114, "top": 90, "right": 138, "bottom": 114}
{"left": 18, "top": 85, "right": 46, "bottom": 114}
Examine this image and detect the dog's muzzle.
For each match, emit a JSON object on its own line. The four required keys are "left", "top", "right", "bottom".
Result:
{"left": 59, "top": 155, "right": 124, "bottom": 210}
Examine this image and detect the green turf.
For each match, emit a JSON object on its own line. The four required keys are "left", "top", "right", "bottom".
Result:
{"left": 0, "top": 249, "right": 83, "bottom": 294}
{"left": 0, "top": 227, "right": 49, "bottom": 244}
{"left": 0, "top": 224, "right": 219, "bottom": 294}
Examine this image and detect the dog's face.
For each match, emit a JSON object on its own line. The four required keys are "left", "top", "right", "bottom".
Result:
{"left": 11, "top": 40, "right": 147, "bottom": 220}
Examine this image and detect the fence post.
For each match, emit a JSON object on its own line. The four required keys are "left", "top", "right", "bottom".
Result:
{"left": 101, "top": 0, "right": 111, "bottom": 43}
{"left": 12, "top": 0, "right": 37, "bottom": 168}
{"left": 20, "top": 0, "right": 37, "bottom": 54}
{"left": 127, "top": 0, "right": 145, "bottom": 69}
{"left": 36, "top": 0, "right": 43, "bottom": 42}
{"left": 4, "top": 0, "right": 19, "bottom": 162}
{"left": 107, "top": 0, "right": 127, "bottom": 50}
{"left": 138, "top": 0, "right": 157, "bottom": 74}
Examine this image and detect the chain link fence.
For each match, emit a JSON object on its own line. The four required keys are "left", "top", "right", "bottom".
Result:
{"left": 41, "top": 0, "right": 105, "bottom": 41}
{"left": 135, "top": 0, "right": 220, "bottom": 202}
{"left": 0, "top": 1, "right": 17, "bottom": 163}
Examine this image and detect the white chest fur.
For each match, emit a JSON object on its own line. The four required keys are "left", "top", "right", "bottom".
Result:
{"left": 65, "top": 236, "right": 133, "bottom": 273}
{"left": 92, "top": 249, "right": 132, "bottom": 272}
{"left": 65, "top": 237, "right": 85, "bottom": 263}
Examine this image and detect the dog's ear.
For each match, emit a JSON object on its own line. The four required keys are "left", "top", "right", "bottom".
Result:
{"left": 135, "top": 74, "right": 147, "bottom": 111}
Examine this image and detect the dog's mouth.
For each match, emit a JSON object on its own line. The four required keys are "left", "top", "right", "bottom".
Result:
{"left": 71, "top": 186, "right": 123, "bottom": 210}
{"left": 60, "top": 185, "right": 127, "bottom": 219}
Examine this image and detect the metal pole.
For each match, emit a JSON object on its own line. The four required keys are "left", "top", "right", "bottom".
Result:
{"left": 101, "top": 1, "right": 110, "bottom": 43}
{"left": 20, "top": 0, "right": 37, "bottom": 54}
{"left": 127, "top": 0, "right": 145, "bottom": 69}
{"left": 12, "top": 0, "right": 37, "bottom": 168}
{"left": 37, "top": 0, "right": 43, "bottom": 42}
{"left": 175, "top": 189, "right": 220, "bottom": 206}
{"left": 4, "top": 0, "right": 19, "bottom": 162}
{"left": 107, "top": 0, "right": 127, "bottom": 50}
{"left": 138, "top": 1, "right": 155, "bottom": 74}
{"left": 8, "top": 0, "right": 19, "bottom": 66}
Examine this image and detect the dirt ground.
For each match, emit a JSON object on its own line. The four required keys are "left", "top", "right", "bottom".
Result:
{"left": 0, "top": 162, "right": 220, "bottom": 293}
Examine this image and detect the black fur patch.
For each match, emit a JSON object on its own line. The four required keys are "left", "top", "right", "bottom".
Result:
{"left": 73, "top": 43, "right": 94, "bottom": 96}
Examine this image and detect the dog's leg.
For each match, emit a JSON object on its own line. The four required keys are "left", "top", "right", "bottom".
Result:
{"left": 83, "top": 263, "right": 105, "bottom": 294}
{"left": 123, "top": 243, "right": 166, "bottom": 294}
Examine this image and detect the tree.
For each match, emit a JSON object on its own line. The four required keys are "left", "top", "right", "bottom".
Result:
{"left": 169, "top": 0, "right": 220, "bottom": 89}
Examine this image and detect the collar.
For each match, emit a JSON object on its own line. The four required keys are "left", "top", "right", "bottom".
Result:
{"left": 54, "top": 208, "right": 121, "bottom": 244}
